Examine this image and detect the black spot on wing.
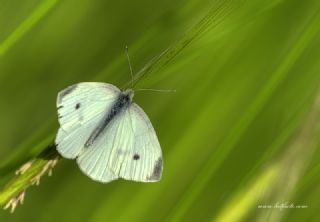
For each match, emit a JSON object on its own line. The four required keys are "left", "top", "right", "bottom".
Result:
{"left": 147, "top": 157, "right": 162, "bottom": 181}
{"left": 133, "top": 154, "right": 140, "bottom": 160}
{"left": 75, "top": 103, "right": 81, "bottom": 109}
{"left": 58, "top": 84, "right": 77, "bottom": 103}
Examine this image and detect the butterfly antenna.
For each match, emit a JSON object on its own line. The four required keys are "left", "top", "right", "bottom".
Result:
{"left": 135, "top": 88, "right": 176, "bottom": 93}
{"left": 125, "top": 45, "right": 134, "bottom": 88}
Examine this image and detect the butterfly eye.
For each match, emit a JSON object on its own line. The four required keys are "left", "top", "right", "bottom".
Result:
{"left": 75, "top": 103, "right": 81, "bottom": 109}
{"left": 133, "top": 154, "right": 140, "bottom": 160}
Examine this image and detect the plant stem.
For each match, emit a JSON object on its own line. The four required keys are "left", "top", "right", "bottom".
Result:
{"left": 0, "top": 144, "right": 60, "bottom": 208}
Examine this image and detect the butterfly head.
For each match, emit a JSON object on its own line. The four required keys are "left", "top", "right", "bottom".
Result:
{"left": 123, "top": 89, "right": 134, "bottom": 101}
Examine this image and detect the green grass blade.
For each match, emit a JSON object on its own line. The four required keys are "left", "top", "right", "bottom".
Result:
{"left": 0, "top": 0, "right": 58, "bottom": 56}
{"left": 167, "top": 5, "right": 320, "bottom": 222}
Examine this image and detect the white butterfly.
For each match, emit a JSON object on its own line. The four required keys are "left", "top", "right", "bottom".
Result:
{"left": 55, "top": 82, "right": 163, "bottom": 183}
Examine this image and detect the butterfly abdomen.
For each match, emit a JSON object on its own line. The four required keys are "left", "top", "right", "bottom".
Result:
{"left": 84, "top": 91, "right": 133, "bottom": 148}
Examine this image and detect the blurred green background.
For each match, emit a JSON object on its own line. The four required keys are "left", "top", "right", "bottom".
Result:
{"left": 1, "top": 0, "right": 320, "bottom": 221}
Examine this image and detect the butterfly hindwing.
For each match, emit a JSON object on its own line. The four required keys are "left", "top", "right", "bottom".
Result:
{"left": 76, "top": 103, "right": 163, "bottom": 183}
{"left": 76, "top": 108, "right": 132, "bottom": 182}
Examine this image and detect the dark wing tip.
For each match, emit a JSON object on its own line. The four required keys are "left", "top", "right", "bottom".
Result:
{"left": 57, "top": 84, "right": 78, "bottom": 104}
{"left": 147, "top": 157, "right": 163, "bottom": 181}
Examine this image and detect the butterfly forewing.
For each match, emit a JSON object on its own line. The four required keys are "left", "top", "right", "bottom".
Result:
{"left": 55, "top": 82, "right": 120, "bottom": 159}
{"left": 119, "top": 103, "right": 163, "bottom": 182}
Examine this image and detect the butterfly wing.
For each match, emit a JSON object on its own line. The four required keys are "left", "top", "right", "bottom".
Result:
{"left": 55, "top": 82, "right": 120, "bottom": 159}
{"left": 76, "top": 109, "right": 130, "bottom": 183}
{"left": 76, "top": 103, "right": 163, "bottom": 183}
{"left": 119, "top": 103, "right": 163, "bottom": 182}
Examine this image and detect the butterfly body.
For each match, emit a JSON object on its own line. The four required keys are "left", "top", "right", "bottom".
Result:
{"left": 85, "top": 89, "right": 134, "bottom": 148}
